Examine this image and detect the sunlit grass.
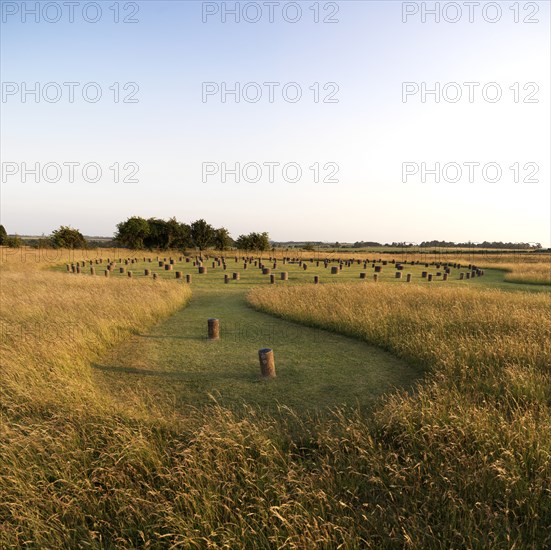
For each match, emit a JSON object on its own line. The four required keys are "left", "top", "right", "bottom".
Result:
{"left": 1, "top": 247, "right": 549, "bottom": 547}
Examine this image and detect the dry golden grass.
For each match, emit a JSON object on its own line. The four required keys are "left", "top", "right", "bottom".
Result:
{"left": 498, "top": 263, "right": 551, "bottom": 285}
{"left": 2, "top": 247, "right": 550, "bottom": 547}
{"left": 1, "top": 249, "right": 191, "bottom": 413}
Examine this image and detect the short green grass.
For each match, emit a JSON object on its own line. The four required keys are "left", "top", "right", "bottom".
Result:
{"left": 95, "top": 287, "right": 420, "bottom": 413}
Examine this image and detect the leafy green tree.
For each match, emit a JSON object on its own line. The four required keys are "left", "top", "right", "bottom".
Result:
{"left": 190, "top": 219, "right": 214, "bottom": 250}
{"left": 235, "top": 232, "right": 270, "bottom": 252}
{"left": 170, "top": 220, "right": 192, "bottom": 251}
{"left": 50, "top": 226, "right": 87, "bottom": 249}
{"left": 213, "top": 227, "right": 233, "bottom": 251}
{"left": 0, "top": 225, "right": 7, "bottom": 245}
{"left": 235, "top": 234, "right": 252, "bottom": 251}
{"left": 115, "top": 217, "right": 150, "bottom": 249}
{"left": 144, "top": 218, "right": 170, "bottom": 249}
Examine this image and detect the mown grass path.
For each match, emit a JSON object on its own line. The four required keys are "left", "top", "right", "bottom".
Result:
{"left": 94, "top": 282, "right": 421, "bottom": 413}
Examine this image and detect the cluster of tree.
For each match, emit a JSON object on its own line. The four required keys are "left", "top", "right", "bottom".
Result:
{"left": 114, "top": 217, "right": 234, "bottom": 251}
{"left": 50, "top": 226, "right": 87, "bottom": 249}
{"left": 0, "top": 225, "right": 22, "bottom": 248}
{"left": 115, "top": 217, "right": 270, "bottom": 252}
{"left": 234, "top": 232, "right": 270, "bottom": 252}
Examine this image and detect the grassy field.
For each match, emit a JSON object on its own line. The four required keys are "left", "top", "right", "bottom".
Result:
{"left": 248, "top": 282, "right": 551, "bottom": 548}
{"left": 1, "top": 247, "right": 549, "bottom": 547}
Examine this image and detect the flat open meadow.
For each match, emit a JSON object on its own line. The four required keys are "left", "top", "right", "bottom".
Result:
{"left": 1, "top": 247, "right": 549, "bottom": 548}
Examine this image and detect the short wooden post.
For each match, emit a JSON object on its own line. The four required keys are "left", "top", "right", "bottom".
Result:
{"left": 427, "top": 274, "right": 433, "bottom": 282}
{"left": 153, "top": 273, "right": 158, "bottom": 280}
{"left": 176, "top": 271, "right": 182, "bottom": 279}
{"left": 128, "top": 271, "right": 133, "bottom": 278}
{"left": 186, "top": 274, "right": 192, "bottom": 283}
{"left": 281, "top": 272, "right": 288, "bottom": 281}
{"left": 208, "top": 318, "right": 220, "bottom": 340}
{"left": 406, "top": 273, "right": 412, "bottom": 282}
{"left": 460, "top": 272, "right": 464, "bottom": 280}
{"left": 90, "top": 267, "right": 95, "bottom": 275}
{"left": 119, "top": 267, "right": 125, "bottom": 274}
{"left": 144, "top": 269, "right": 150, "bottom": 276}
{"left": 224, "top": 274, "right": 229, "bottom": 284}
{"left": 104, "top": 270, "right": 109, "bottom": 277}
{"left": 314, "top": 275, "right": 319, "bottom": 284}
{"left": 259, "top": 348, "right": 276, "bottom": 378}
{"left": 373, "top": 273, "right": 378, "bottom": 282}
{"left": 443, "top": 273, "right": 448, "bottom": 281}
{"left": 270, "top": 274, "right": 275, "bottom": 284}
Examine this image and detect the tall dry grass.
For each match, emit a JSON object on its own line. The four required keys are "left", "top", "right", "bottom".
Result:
{"left": 497, "top": 263, "right": 551, "bottom": 285}
{"left": 2, "top": 248, "right": 550, "bottom": 547}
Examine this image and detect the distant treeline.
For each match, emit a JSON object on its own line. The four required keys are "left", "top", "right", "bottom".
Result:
{"left": 352, "top": 241, "right": 543, "bottom": 250}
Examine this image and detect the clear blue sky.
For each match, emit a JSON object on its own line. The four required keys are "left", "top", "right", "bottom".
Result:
{"left": 1, "top": 0, "right": 550, "bottom": 245}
